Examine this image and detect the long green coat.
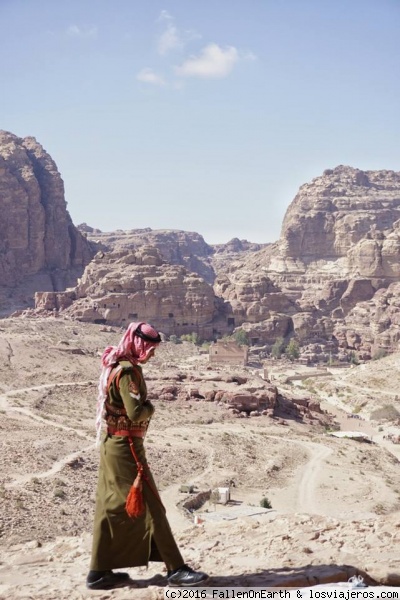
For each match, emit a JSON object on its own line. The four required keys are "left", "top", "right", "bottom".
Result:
{"left": 90, "top": 361, "right": 183, "bottom": 572}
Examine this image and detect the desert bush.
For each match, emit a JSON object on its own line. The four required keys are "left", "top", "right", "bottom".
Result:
{"left": 372, "top": 348, "right": 388, "bottom": 360}
{"left": 180, "top": 332, "right": 199, "bottom": 345}
{"left": 271, "top": 337, "right": 285, "bottom": 359}
{"left": 233, "top": 329, "right": 249, "bottom": 346}
{"left": 260, "top": 496, "right": 272, "bottom": 509}
{"left": 54, "top": 488, "right": 66, "bottom": 499}
{"left": 285, "top": 339, "right": 300, "bottom": 361}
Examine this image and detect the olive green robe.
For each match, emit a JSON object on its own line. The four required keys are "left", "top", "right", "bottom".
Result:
{"left": 90, "top": 362, "right": 184, "bottom": 571}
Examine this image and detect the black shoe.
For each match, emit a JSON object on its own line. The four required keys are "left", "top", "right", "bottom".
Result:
{"left": 167, "top": 564, "right": 209, "bottom": 587}
{"left": 86, "top": 570, "right": 130, "bottom": 590}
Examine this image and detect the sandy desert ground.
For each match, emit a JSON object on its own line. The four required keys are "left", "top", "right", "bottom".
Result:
{"left": 1, "top": 317, "right": 400, "bottom": 599}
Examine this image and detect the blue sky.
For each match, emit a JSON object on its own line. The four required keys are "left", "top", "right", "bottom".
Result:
{"left": 1, "top": 1, "right": 399, "bottom": 244}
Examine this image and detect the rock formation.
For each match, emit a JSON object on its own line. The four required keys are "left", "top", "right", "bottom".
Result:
{"left": 4, "top": 143, "right": 400, "bottom": 362}
{"left": 215, "top": 166, "right": 400, "bottom": 359}
{"left": 35, "top": 246, "right": 224, "bottom": 338}
{"left": 0, "top": 130, "right": 93, "bottom": 313}
{"left": 32, "top": 164, "right": 400, "bottom": 360}
{"left": 79, "top": 227, "right": 265, "bottom": 285}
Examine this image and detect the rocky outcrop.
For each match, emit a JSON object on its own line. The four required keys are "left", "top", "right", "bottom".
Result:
{"left": 34, "top": 228, "right": 266, "bottom": 337}
{"left": 214, "top": 166, "right": 400, "bottom": 359}
{"left": 333, "top": 281, "right": 400, "bottom": 358}
{"left": 83, "top": 228, "right": 266, "bottom": 285}
{"left": 20, "top": 160, "right": 400, "bottom": 360}
{"left": 277, "top": 166, "right": 400, "bottom": 275}
{"left": 36, "top": 246, "right": 229, "bottom": 338}
{"left": 0, "top": 131, "right": 93, "bottom": 312}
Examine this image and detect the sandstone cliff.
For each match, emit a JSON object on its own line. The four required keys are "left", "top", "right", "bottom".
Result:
{"left": 35, "top": 246, "right": 226, "bottom": 338}
{"left": 80, "top": 227, "right": 216, "bottom": 284}
{"left": 0, "top": 130, "right": 93, "bottom": 313}
{"left": 215, "top": 166, "right": 400, "bottom": 359}
{"left": 12, "top": 153, "right": 400, "bottom": 361}
{"left": 79, "top": 227, "right": 266, "bottom": 285}
{"left": 3, "top": 127, "right": 400, "bottom": 365}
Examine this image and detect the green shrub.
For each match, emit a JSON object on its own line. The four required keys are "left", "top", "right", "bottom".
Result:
{"left": 285, "top": 339, "right": 300, "bottom": 361}
{"left": 180, "top": 332, "right": 199, "bottom": 345}
{"left": 372, "top": 348, "right": 388, "bottom": 361}
{"left": 271, "top": 337, "right": 285, "bottom": 359}
{"left": 260, "top": 496, "right": 272, "bottom": 509}
{"left": 233, "top": 329, "right": 249, "bottom": 346}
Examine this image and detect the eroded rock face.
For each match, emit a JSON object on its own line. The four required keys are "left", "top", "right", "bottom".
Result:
{"left": 20, "top": 160, "right": 400, "bottom": 359}
{"left": 38, "top": 246, "right": 225, "bottom": 338}
{"left": 83, "top": 228, "right": 216, "bottom": 282}
{"left": 334, "top": 281, "right": 400, "bottom": 357}
{"left": 82, "top": 228, "right": 266, "bottom": 285}
{"left": 0, "top": 130, "right": 93, "bottom": 310}
{"left": 34, "top": 229, "right": 266, "bottom": 338}
{"left": 279, "top": 166, "right": 400, "bottom": 272}
{"left": 216, "top": 166, "right": 400, "bottom": 358}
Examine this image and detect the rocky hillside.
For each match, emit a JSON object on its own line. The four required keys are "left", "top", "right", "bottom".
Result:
{"left": 216, "top": 166, "right": 400, "bottom": 360}
{"left": 3, "top": 131, "right": 400, "bottom": 363}
{"left": 35, "top": 245, "right": 224, "bottom": 338}
{"left": 33, "top": 165, "right": 400, "bottom": 360}
{"left": 0, "top": 131, "right": 93, "bottom": 314}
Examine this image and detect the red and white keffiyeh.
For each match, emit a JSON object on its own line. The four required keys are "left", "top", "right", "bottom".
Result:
{"left": 95, "top": 322, "right": 161, "bottom": 445}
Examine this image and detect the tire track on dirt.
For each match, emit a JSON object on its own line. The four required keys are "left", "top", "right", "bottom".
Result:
{"left": 294, "top": 442, "right": 333, "bottom": 513}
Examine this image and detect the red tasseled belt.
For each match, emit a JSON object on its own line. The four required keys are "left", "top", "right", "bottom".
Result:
{"left": 107, "top": 426, "right": 147, "bottom": 438}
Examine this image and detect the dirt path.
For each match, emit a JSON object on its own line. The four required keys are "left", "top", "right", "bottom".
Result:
{"left": 5, "top": 443, "right": 95, "bottom": 489}
{"left": 2, "top": 379, "right": 396, "bottom": 523}
{"left": 295, "top": 442, "right": 332, "bottom": 513}
{"left": 1, "top": 381, "right": 95, "bottom": 489}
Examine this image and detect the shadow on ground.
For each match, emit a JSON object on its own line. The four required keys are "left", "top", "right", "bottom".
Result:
{"left": 116, "top": 563, "right": 378, "bottom": 589}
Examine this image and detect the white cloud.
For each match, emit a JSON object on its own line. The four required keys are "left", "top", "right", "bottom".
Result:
{"left": 158, "top": 10, "right": 173, "bottom": 22}
{"left": 243, "top": 51, "right": 257, "bottom": 62}
{"left": 136, "top": 68, "right": 166, "bottom": 86}
{"left": 175, "top": 43, "right": 239, "bottom": 79}
{"left": 156, "top": 10, "right": 201, "bottom": 56}
{"left": 157, "top": 10, "right": 182, "bottom": 55}
{"left": 66, "top": 24, "right": 98, "bottom": 38}
{"left": 158, "top": 23, "right": 182, "bottom": 55}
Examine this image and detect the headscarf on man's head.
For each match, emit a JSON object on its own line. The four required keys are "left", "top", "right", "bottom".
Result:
{"left": 95, "top": 322, "right": 161, "bottom": 445}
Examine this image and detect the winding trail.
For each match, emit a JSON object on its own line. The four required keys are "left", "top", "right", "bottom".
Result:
{"left": 6, "top": 443, "right": 96, "bottom": 489}
{"left": 1, "top": 381, "right": 96, "bottom": 490}
{"left": 2, "top": 378, "right": 396, "bottom": 523}
{"left": 294, "top": 442, "right": 332, "bottom": 513}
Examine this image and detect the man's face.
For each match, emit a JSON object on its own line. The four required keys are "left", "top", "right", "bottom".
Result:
{"left": 141, "top": 347, "right": 156, "bottom": 364}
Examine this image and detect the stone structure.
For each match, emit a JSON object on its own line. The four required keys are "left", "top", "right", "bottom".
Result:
{"left": 35, "top": 246, "right": 227, "bottom": 338}
{"left": 209, "top": 340, "right": 248, "bottom": 366}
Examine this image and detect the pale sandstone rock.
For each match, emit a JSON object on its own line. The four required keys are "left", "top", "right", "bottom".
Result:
{"left": 0, "top": 130, "right": 93, "bottom": 312}
{"left": 7, "top": 155, "right": 400, "bottom": 361}
{"left": 217, "top": 166, "right": 400, "bottom": 359}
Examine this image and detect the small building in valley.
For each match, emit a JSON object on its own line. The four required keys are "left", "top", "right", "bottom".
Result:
{"left": 209, "top": 340, "right": 248, "bottom": 366}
